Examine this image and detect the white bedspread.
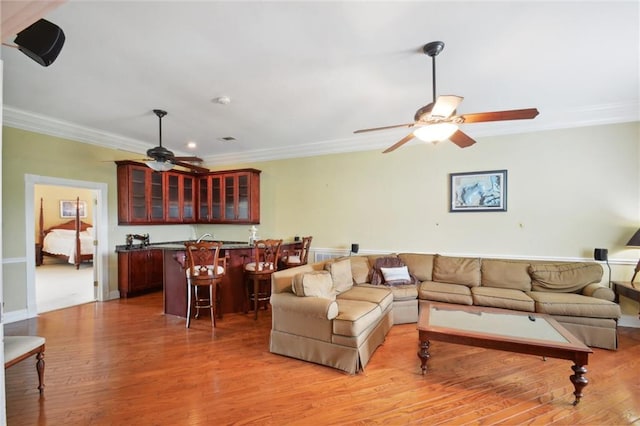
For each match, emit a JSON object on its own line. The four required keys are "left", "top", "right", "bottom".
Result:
{"left": 43, "top": 229, "right": 94, "bottom": 264}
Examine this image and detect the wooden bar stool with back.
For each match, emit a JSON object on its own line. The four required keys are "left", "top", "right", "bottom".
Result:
{"left": 244, "top": 239, "right": 282, "bottom": 319}
{"left": 281, "top": 236, "right": 313, "bottom": 269}
{"left": 184, "top": 241, "right": 226, "bottom": 328}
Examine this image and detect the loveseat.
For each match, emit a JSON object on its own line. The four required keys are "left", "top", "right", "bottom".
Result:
{"left": 269, "top": 253, "right": 621, "bottom": 374}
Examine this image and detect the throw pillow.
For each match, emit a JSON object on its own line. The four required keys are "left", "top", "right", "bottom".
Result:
{"left": 380, "top": 266, "right": 411, "bottom": 286}
{"left": 325, "top": 258, "right": 354, "bottom": 293}
{"left": 291, "top": 271, "right": 336, "bottom": 300}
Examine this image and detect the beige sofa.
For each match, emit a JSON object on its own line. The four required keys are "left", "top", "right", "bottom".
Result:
{"left": 270, "top": 253, "right": 621, "bottom": 374}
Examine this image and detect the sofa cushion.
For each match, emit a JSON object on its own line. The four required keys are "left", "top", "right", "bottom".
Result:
{"left": 471, "top": 287, "right": 535, "bottom": 312}
{"left": 291, "top": 271, "right": 336, "bottom": 300}
{"left": 325, "top": 258, "right": 354, "bottom": 293}
{"left": 333, "top": 299, "right": 382, "bottom": 337}
{"left": 481, "top": 259, "right": 532, "bottom": 291}
{"left": 529, "top": 263, "right": 603, "bottom": 293}
{"left": 398, "top": 253, "right": 434, "bottom": 281}
{"left": 348, "top": 256, "right": 371, "bottom": 284}
{"left": 418, "top": 281, "right": 473, "bottom": 305}
{"left": 337, "top": 285, "right": 393, "bottom": 311}
{"left": 389, "top": 284, "right": 419, "bottom": 302}
{"left": 527, "top": 291, "right": 621, "bottom": 319}
{"left": 432, "top": 255, "right": 481, "bottom": 287}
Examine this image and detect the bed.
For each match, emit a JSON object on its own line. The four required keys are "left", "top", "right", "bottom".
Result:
{"left": 39, "top": 197, "right": 94, "bottom": 269}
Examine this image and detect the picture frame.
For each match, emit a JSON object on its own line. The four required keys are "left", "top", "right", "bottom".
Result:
{"left": 449, "top": 170, "right": 507, "bottom": 212}
{"left": 60, "top": 200, "right": 87, "bottom": 218}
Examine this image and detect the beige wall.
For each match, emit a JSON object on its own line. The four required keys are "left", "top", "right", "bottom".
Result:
{"left": 2, "top": 122, "right": 640, "bottom": 317}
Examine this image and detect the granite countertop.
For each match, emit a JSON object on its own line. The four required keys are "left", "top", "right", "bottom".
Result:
{"left": 115, "top": 240, "right": 250, "bottom": 252}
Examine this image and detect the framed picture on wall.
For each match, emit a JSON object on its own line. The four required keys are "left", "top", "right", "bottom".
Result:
{"left": 449, "top": 170, "right": 507, "bottom": 212}
{"left": 60, "top": 200, "right": 87, "bottom": 218}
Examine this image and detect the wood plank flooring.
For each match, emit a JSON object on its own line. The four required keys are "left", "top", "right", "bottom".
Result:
{"left": 4, "top": 291, "right": 640, "bottom": 425}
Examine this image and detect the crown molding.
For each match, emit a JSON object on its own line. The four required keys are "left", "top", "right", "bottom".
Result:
{"left": 4, "top": 101, "right": 638, "bottom": 166}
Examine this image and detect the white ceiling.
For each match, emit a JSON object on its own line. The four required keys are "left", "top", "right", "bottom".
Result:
{"left": 2, "top": 1, "right": 639, "bottom": 166}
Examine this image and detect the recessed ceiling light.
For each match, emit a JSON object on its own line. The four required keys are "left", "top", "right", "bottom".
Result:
{"left": 186, "top": 141, "right": 197, "bottom": 149}
{"left": 219, "top": 136, "right": 236, "bottom": 142}
{"left": 213, "top": 96, "right": 231, "bottom": 105}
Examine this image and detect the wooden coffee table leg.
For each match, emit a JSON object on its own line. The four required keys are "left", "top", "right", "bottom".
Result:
{"left": 570, "top": 364, "right": 588, "bottom": 405}
{"left": 417, "top": 339, "right": 431, "bottom": 375}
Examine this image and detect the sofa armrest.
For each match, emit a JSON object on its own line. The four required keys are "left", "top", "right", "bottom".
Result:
{"left": 270, "top": 293, "right": 338, "bottom": 320}
{"left": 582, "top": 282, "right": 615, "bottom": 301}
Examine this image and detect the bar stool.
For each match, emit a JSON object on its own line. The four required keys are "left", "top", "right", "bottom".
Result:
{"left": 184, "top": 241, "right": 226, "bottom": 328}
{"left": 281, "top": 236, "right": 313, "bottom": 269}
{"left": 244, "top": 239, "right": 282, "bottom": 319}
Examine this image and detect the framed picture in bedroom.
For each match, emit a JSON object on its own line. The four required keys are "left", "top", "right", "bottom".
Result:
{"left": 60, "top": 200, "right": 87, "bottom": 218}
{"left": 449, "top": 170, "right": 507, "bottom": 212}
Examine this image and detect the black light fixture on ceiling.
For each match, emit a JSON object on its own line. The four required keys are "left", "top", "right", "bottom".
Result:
{"left": 12, "top": 19, "right": 65, "bottom": 67}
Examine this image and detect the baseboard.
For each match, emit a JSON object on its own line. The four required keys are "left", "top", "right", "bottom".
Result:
{"left": 3, "top": 308, "right": 32, "bottom": 324}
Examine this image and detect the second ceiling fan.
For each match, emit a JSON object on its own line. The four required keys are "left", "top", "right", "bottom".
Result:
{"left": 354, "top": 41, "right": 539, "bottom": 153}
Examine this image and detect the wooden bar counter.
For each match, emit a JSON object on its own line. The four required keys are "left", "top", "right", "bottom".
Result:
{"left": 158, "top": 241, "right": 300, "bottom": 317}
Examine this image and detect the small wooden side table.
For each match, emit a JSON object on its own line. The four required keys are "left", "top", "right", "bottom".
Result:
{"left": 612, "top": 281, "right": 640, "bottom": 319}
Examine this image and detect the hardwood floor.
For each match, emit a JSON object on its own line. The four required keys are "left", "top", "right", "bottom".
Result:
{"left": 4, "top": 292, "right": 640, "bottom": 425}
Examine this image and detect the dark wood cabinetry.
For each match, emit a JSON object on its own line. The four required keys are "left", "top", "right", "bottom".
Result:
{"left": 117, "top": 161, "right": 260, "bottom": 225}
{"left": 197, "top": 169, "right": 260, "bottom": 224}
{"left": 165, "top": 171, "right": 196, "bottom": 223}
{"left": 117, "top": 161, "right": 165, "bottom": 224}
{"left": 118, "top": 249, "right": 164, "bottom": 297}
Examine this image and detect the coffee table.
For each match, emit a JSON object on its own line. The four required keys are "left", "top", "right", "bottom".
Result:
{"left": 417, "top": 303, "right": 593, "bottom": 405}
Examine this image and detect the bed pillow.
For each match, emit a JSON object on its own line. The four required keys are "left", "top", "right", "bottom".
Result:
{"left": 291, "top": 271, "right": 336, "bottom": 300}
{"left": 49, "top": 229, "right": 77, "bottom": 236}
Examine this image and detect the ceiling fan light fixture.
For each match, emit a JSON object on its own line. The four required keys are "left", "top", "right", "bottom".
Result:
{"left": 413, "top": 123, "right": 458, "bottom": 143}
{"left": 145, "top": 160, "right": 174, "bottom": 172}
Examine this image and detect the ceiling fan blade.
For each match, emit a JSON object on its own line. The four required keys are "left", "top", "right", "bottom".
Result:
{"left": 449, "top": 129, "right": 476, "bottom": 148}
{"left": 383, "top": 133, "right": 415, "bottom": 154}
{"left": 172, "top": 160, "right": 209, "bottom": 173}
{"left": 430, "top": 95, "right": 463, "bottom": 119}
{"left": 354, "top": 123, "right": 415, "bottom": 134}
{"left": 173, "top": 156, "right": 203, "bottom": 162}
{"left": 459, "top": 108, "right": 539, "bottom": 124}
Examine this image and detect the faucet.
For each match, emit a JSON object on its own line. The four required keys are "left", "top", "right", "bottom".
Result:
{"left": 196, "top": 233, "right": 213, "bottom": 243}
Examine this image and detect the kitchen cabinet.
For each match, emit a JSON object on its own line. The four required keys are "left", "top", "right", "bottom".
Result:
{"left": 198, "top": 169, "right": 260, "bottom": 224}
{"left": 118, "top": 249, "right": 164, "bottom": 297}
{"left": 116, "top": 161, "right": 165, "bottom": 224}
{"left": 117, "top": 161, "right": 260, "bottom": 225}
{"left": 165, "top": 171, "right": 196, "bottom": 223}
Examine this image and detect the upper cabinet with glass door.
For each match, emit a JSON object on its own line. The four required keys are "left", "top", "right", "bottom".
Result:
{"left": 198, "top": 169, "right": 260, "bottom": 224}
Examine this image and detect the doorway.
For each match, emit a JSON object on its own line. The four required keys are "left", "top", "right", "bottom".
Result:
{"left": 25, "top": 174, "right": 109, "bottom": 317}
{"left": 35, "top": 184, "right": 96, "bottom": 312}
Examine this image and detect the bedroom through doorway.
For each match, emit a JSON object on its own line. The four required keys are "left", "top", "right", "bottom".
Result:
{"left": 34, "top": 184, "right": 96, "bottom": 313}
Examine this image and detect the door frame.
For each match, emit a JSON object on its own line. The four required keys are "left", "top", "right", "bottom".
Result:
{"left": 25, "top": 174, "right": 109, "bottom": 317}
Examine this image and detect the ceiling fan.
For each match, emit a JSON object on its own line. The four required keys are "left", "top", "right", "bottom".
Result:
{"left": 354, "top": 41, "right": 539, "bottom": 153}
{"left": 140, "top": 109, "right": 209, "bottom": 173}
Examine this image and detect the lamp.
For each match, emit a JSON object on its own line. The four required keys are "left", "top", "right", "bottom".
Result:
{"left": 413, "top": 123, "right": 458, "bottom": 143}
{"left": 145, "top": 160, "right": 174, "bottom": 172}
{"left": 626, "top": 228, "right": 640, "bottom": 283}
